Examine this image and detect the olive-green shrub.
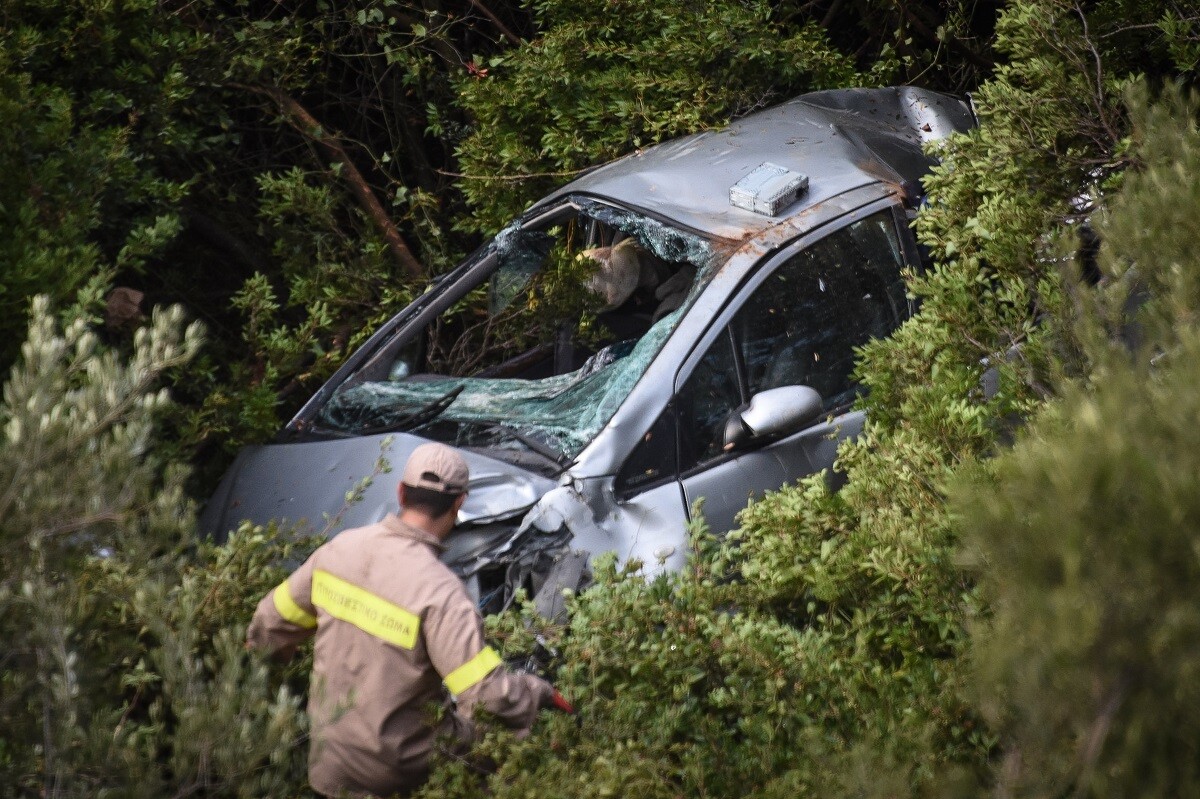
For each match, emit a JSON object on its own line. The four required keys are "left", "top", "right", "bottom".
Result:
{"left": 951, "top": 84, "right": 1200, "bottom": 799}
{"left": 0, "top": 300, "right": 311, "bottom": 797}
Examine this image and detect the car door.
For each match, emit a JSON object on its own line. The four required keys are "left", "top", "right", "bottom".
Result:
{"left": 670, "top": 204, "right": 915, "bottom": 534}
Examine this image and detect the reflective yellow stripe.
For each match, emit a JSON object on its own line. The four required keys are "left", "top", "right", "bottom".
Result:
{"left": 444, "top": 646, "right": 502, "bottom": 695}
{"left": 272, "top": 580, "right": 317, "bottom": 629}
{"left": 311, "top": 569, "right": 420, "bottom": 650}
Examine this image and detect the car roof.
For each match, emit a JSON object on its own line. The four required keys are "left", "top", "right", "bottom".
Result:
{"left": 539, "top": 86, "right": 975, "bottom": 242}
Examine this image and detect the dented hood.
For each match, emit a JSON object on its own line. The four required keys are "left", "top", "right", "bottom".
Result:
{"left": 198, "top": 432, "right": 558, "bottom": 540}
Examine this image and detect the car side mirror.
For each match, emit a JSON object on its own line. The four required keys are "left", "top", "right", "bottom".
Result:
{"left": 722, "top": 385, "right": 824, "bottom": 452}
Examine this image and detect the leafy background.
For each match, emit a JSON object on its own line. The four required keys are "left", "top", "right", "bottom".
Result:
{"left": 1, "top": 0, "right": 1198, "bottom": 795}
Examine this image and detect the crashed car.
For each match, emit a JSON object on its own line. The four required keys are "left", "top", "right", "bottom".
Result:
{"left": 201, "top": 86, "right": 976, "bottom": 617}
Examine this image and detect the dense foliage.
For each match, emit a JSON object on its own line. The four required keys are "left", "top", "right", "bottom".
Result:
{"left": 0, "top": 300, "right": 308, "bottom": 795}
{"left": 953, "top": 84, "right": 1200, "bottom": 797}
{"left": 1, "top": 0, "right": 997, "bottom": 465}
{"left": 1, "top": 0, "right": 1198, "bottom": 796}
{"left": 450, "top": 0, "right": 862, "bottom": 231}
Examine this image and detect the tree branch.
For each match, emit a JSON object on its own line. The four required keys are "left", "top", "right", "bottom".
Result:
{"left": 232, "top": 83, "right": 425, "bottom": 280}
{"left": 820, "top": 0, "right": 847, "bottom": 30}
{"left": 1074, "top": 674, "right": 1130, "bottom": 796}
{"left": 464, "top": 0, "right": 522, "bottom": 46}
{"left": 897, "top": 3, "right": 993, "bottom": 71}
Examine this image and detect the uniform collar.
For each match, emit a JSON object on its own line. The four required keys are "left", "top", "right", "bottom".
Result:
{"left": 381, "top": 513, "right": 446, "bottom": 551}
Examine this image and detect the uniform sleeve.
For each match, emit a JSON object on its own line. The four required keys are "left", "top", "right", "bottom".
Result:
{"left": 247, "top": 555, "right": 318, "bottom": 659}
{"left": 423, "top": 583, "right": 555, "bottom": 730}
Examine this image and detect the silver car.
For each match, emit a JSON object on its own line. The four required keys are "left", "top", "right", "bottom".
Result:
{"left": 201, "top": 86, "right": 975, "bottom": 616}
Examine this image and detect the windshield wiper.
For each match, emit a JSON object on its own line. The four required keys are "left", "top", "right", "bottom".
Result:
{"left": 356, "top": 384, "right": 465, "bottom": 436}
{"left": 470, "top": 421, "right": 568, "bottom": 469}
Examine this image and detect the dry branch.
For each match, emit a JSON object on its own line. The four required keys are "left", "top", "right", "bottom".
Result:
{"left": 465, "top": 0, "right": 522, "bottom": 45}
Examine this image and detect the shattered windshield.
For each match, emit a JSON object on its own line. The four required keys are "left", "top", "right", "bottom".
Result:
{"left": 317, "top": 198, "right": 715, "bottom": 465}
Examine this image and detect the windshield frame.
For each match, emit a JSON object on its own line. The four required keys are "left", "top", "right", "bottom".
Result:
{"left": 286, "top": 196, "right": 720, "bottom": 473}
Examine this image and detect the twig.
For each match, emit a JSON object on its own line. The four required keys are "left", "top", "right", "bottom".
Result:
{"left": 820, "top": 0, "right": 846, "bottom": 30}
{"left": 435, "top": 166, "right": 592, "bottom": 182}
{"left": 464, "top": 0, "right": 521, "bottom": 46}
{"left": 1073, "top": 675, "right": 1129, "bottom": 796}
{"left": 35, "top": 511, "right": 126, "bottom": 540}
{"left": 1098, "top": 15, "right": 1200, "bottom": 38}
{"left": 38, "top": 647, "right": 56, "bottom": 799}
{"left": 894, "top": 0, "right": 993, "bottom": 70}
{"left": 1074, "top": 3, "right": 1119, "bottom": 146}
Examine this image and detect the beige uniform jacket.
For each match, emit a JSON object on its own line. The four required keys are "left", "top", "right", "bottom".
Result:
{"left": 247, "top": 514, "right": 554, "bottom": 797}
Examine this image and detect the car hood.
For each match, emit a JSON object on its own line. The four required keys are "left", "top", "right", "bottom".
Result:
{"left": 198, "top": 432, "right": 559, "bottom": 540}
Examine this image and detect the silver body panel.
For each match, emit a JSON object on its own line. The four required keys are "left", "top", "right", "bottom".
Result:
{"left": 200, "top": 432, "right": 558, "bottom": 533}
{"left": 539, "top": 86, "right": 974, "bottom": 239}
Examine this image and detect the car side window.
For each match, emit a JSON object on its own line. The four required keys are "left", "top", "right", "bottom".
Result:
{"left": 614, "top": 399, "right": 679, "bottom": 496}
{"left": 736, "top": 210, "right": 907, "bottom": 409}
{"left": 675, "top": 330, "right": 742, "bottom": 470}
{"left": 674, "top": 210, "right": 908, "bottom": 474}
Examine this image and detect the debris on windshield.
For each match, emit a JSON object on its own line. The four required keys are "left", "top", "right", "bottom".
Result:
{"left": 316, "top": 199, "right": 715, "bottom": 461}
{"left": 318, "top": 305, "right": 687, "bottom": 457}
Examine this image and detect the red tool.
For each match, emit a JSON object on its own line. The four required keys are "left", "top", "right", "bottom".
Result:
{"left": 550, "top": 690, "right": 576, "bottom": 715}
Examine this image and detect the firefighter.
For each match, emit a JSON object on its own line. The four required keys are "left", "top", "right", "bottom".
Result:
{"left": 247, "top": 442, "right": 558, "bottom": 797}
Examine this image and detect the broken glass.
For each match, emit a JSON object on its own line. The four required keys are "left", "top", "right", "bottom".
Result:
{"left": 317, "top": 198, "right": 717, "bottom": 461}
{"left": 321, "top": 305, "right": 687, "bottom": 458}
{"left": 489, "top": 225, "right": 553, "bottom": 315}
{"left": 571, "top": 197, "right": 714, "bottom": 267}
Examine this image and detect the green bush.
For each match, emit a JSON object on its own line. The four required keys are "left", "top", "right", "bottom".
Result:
{"left": 951, "top": 84, "right": 1200, "bottom": 798}
{"left": 417, "top": 4, "right": 1200, "bottom": 798}
{"left": 0, "top": 299, "right": 311, "bottom": 797}
{"left": 452, "top": 0, "right": 864, "bottom": 232}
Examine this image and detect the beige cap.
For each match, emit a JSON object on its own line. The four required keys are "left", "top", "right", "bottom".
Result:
{"left": 401, "top": 443, "right": 469, "bottom": 494}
